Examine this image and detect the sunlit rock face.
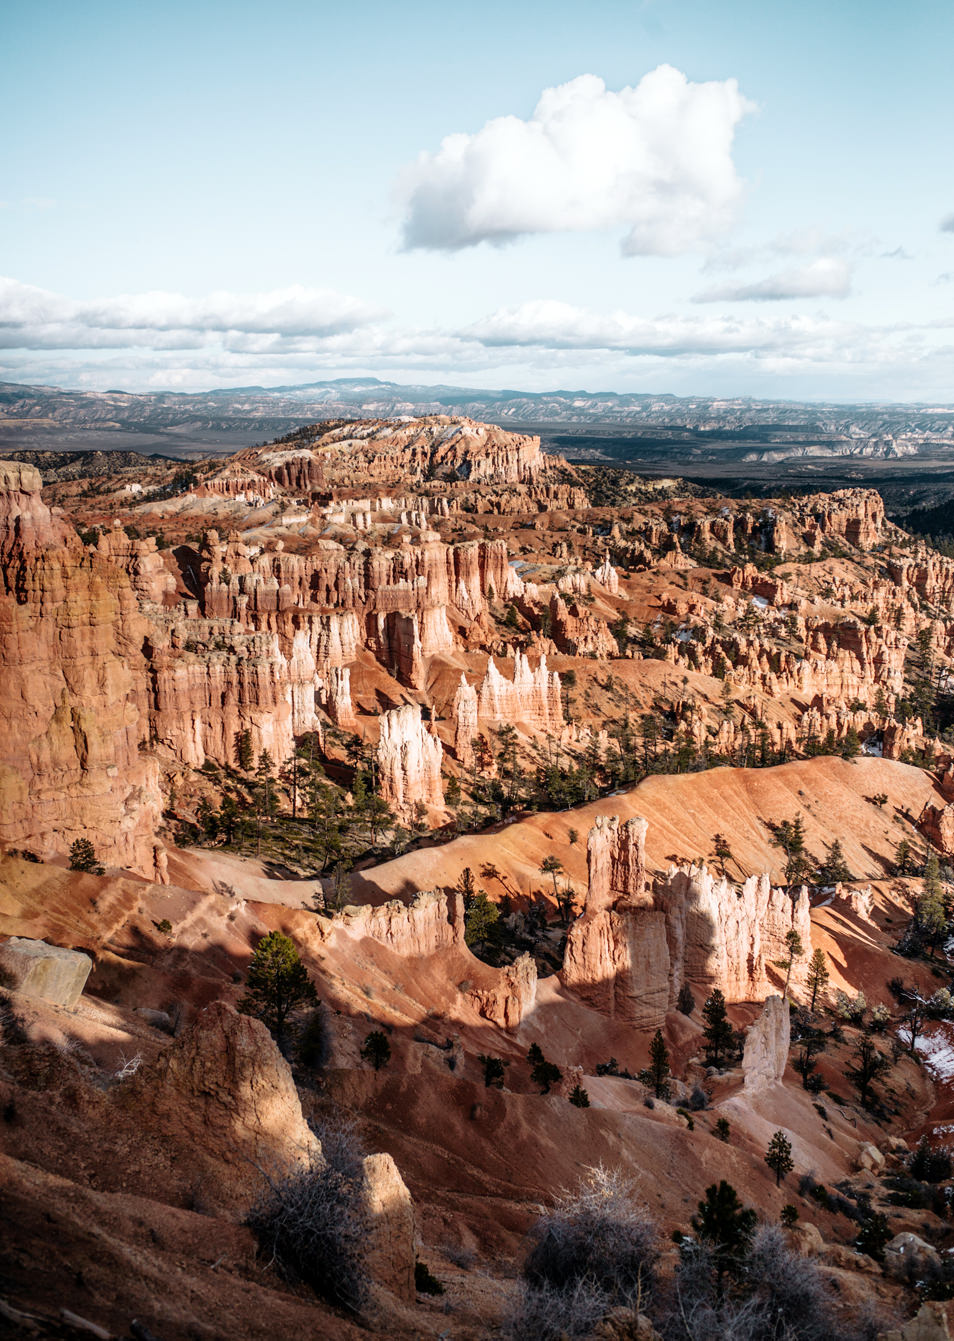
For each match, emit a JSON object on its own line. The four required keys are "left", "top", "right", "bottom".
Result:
{"left": 562, "top": 815, "right": 812, "bottom": 1029}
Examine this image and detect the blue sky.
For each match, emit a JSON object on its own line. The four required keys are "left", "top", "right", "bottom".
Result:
{"left": 1, "top": 0, "right": 952, "bottom": 399}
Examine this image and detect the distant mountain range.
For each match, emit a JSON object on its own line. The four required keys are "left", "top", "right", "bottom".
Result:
{"left": 2, "top": 376, "right": 954, "bottom": 464}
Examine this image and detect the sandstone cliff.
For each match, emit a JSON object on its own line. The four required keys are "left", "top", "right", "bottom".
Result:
{"left": 562, "top": 815, "right": 812, "bottom": 1029}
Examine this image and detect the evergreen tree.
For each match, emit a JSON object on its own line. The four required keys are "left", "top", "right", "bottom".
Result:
{"left": 894, "top": 837, "right": 916, "bottom": 876}
{"left": 765, "top": 1130, "right": 794, "bottom": 1186}
{"left": 527, "top": 1042, "right": 562, "bottom": 1094}
{"left": 806, "top": 948, "right": 830, "bottom": 1011}
{"left": 712, "top": 832, "right": 734, "bottom": 879}
{"left": 702, "top": 989, "right": 735, "bottom": 1068}
{"left": 235, "top": 728, "right": 254, "bottom": 772}
{"left": 677, "top": 982, "right": 696, "bottom": 1016}
{"left": 846, "top": 1034, "right": 890, "bottom": 1107}
{"left": 238, "top": 931, "right": 318, "bottom": 1042}
{"left": 68, "top": 838, "right": 104, "bottom": 874}
{"left": 817, "top": 838, "right": 853, "bottom": 886}
{"left": 779, "top": 928, "right": 804, "bottom": 997}
{"left": 360, "top": 1030, "right": 391, "bottom": 1071}
{"left": 689, "top": 1181, "right": 756, "bottom": 1293}
{"left": 647, "top": 1029, "right": 671, "bottom": 1098}
{"left": 477, "top": 1054, "right": 508, "bottom": 1088}
{"left": 568, "top": 1084, "right": 590, "bottom": 1108}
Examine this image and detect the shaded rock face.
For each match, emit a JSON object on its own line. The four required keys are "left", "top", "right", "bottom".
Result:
{"left": 0, "top": 465, "right": 162, "bottom": 873}
{"left": 360, "top": 1152, "right": 416, "bottom": 1303}
{"left": 376, "top": 704, "right": 444, "bottom": 820}
{"left": 0, "top": 937, "right": 92, "bottom": 1009}
{"left": 919, "top": 801, "right": 954, "bottom": 858}
{"left": 562, "top": 817, "right": 812, "bottom": 1029}
{"left": 133, "top": 1001, "right": 319, "bottom": 1206}
{"left": 879, "top": 1302, "right": 951, "bottom": 1341}
{"left": 468, "top": 953, "right": 538, "bottom": 1029}
{"left": 742, "top": 994, "right": 790, "bottom": 1093}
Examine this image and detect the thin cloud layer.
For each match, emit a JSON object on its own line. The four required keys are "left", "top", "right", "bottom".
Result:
{"left": 398, "top": 66, "right": 754, "bottom": 255}
{"left": 693, "top": 257, "right": 852, "bottom": 303}
{"left": 0, "top": 278, "right": 385, "bottom": 350}
{"left": 941, "top": 215, "right": 954, "bottom": 233}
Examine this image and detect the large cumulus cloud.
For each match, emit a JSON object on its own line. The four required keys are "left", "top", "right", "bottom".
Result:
{"left": 397, "top": 66, "right": 755, "bottom": 255}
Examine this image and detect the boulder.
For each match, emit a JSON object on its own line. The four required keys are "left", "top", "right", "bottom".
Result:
{"left": 880, "top": 1303, "right": 952, "bottom": 1341}
{"left": 361, "top": 1152, "right": 416, "bottom": 1302}
{"left": 593, "top": 1310, "right": 663, "bottom": 1340}
{"left": 883, "top": 1233, "right": 942, "bottom": 1283}
{"left": 854, "top": 1141, "right": 886, "bottom": 1174}
{"left": 0, "top": 937, "right": 92, "bottom": 1009}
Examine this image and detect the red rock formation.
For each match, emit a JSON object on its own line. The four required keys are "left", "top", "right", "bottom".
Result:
{"left": 239, "top": 417, "right": 547, "bottom": 490}
{"left": 0, "top": 463, "right": 162, "bottom": 873}
{"left": 336, "top": 890, "right": 461, "bottom": 955}
{"left": 133, "top": 1001, "right": 320, "bottom": 1207}
{"left": 562, "top": 815, "right": 813, "bottom": 1029}
{"left": 477, "top": 651, "right": 563, "bottom": 733}
{"left": 452, "top": 673, "right": 479, "bottom": 766}
{"left": 549, "top": 594, "right": 617, "bottom": 659}
{"left": 376, "top": 704, "right": 444, "bottom": 820}
{"left": 468, "top": 953, "right": 537, "bottom": 1029}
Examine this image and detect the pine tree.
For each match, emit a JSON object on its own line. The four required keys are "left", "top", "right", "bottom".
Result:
{"left": 765, "top": 1130, "right": 794, "bottom": 1186}
{"left": 238, "top": 931, "right": 318, "bottom": 1041}
{"left": 68, "top": 838, "right": 104, "bottom": 874}
{"left": 895, "top": 837, "right": 916, "bottom": 876}
{"left": 702, "top": 989, "right": 735, "bottom": 1068}
{"left": 527, "top": 1042, "right": 562, "bottom": 1094}
{"left": 806, "top": 948, "right": 830, "bottom": 1011}
{"left": 677, "top": 982, "right": 696, "bottom": 1016}
{"left": 817, "top": 838, "right": 853, "bottom": 886}
{"left": 690, "top": 1181, "right": 757, "bottom": 1293}
{"left": 846, "top": 1034, "right": 890, "bottom": 1107}
{"left": 648, "top": 1029, "right": 671, "bottom": 1098}
{"left": 361, "top": 1030, "right": 391, "bottom": 1071}
{"left": 569, "top": 1084, "right": 590, "bottom": 1108}
{"left": 779, "top": 928, "right": 804, "bottom": 997}
{"left": 235, "top": 728, "right": 254, "bottom": 772}
{"left": 712, "top": 832, "right": 734, "bottom": 879}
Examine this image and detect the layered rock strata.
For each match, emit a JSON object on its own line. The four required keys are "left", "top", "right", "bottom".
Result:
{"left": 562, "top": 816, "right": 812, "bottom": 1029}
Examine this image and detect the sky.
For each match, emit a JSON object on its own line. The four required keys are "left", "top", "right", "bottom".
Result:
{"left": 1, "top": 0, "right": 953, "bottom": 402}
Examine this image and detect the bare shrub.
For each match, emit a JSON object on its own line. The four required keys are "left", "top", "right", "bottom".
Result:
{"left": 508, "top": 1165, "right": 658, "bottom": 1338}
{"left": 661, "top": 1224, "right": 868, "bottom": 1341}
{"left": 0, "top": 991, "right": 27, "bottom": 1046}
{"left": 247, "top": 1157, "right": 368, "bottom": 1311}
{"left": 308, "top": 1111, "right": 366, "bottom": 1181}
{"left": 505, "top": 1278, "right": 613, "bottom": 1341}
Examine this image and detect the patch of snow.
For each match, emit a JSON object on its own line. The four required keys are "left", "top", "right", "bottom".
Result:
{"left": 906, "top": 1023, "right": 954, "bottom": 1084}
{"left": 863, "top": 739, "right": 884, "bottom": 757}
{"left": 752, "top": 595, "right": 769, "bottom": 611}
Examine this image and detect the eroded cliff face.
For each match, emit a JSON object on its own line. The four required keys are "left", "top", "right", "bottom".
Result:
{"left": 562, "top": 814, "right": 812, "bottom": 1028}
{"left": 376, "top": 704, "right": 444, "bottom": 820}
{"left": 0, "top": 463, "right": 162, "bottom": 873}
{"left": 236, "top": 417, "right": 548, "bottom": 490}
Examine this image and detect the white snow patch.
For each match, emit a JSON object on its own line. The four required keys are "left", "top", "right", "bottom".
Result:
{"left": 904, "top": 1023, "right": 954, "bottom": 1084}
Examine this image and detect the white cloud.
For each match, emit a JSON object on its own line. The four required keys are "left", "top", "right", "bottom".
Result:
{"left": 0, "top": 277, "right": 385, "bottom": 349}
{"left": 397, "top": 66, "right": 755, "bottom": 255}
{"left": 692, "top": 257, "right": 852, "bottom": 303}
{"left": 941, "top": 214, "right": 954, "bottom": 233}
{"left": 463, "top": 298, "right": 945, "bottom": 370}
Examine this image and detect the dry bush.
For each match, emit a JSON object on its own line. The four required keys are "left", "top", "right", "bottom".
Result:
{"left": 662, "top": 1225, "right": 877, "bottom": 1341}
{"left": 507, "top": 1165, "right": 659, "bottom": 1339}
{"left": 247, "top": 1156, "right": 368, "bottom": 1311}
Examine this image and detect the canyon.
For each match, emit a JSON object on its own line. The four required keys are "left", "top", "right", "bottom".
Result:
{"left": 3, "top": 415, "right": 954, "bottom": 1339}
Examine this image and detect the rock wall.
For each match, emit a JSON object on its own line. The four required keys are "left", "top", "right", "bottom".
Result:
{"left": 562, "top": 815, "right": 812, "bottom": 1030}
{"left": 0, "top": 463, "right": 162, "bottom": 873}
{"left": 376, "top": 704, "right": 444, "bottom": 820}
